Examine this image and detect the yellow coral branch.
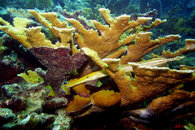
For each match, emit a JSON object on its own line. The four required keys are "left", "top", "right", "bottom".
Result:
{"left": 28, "top": 10, "right": 67, "bottom": 38}
{"left": 62, "top": 47, "right": 184, "bottom": 90}
{"left": 162, "top": 39, "right": 195, "bottom": 58}
{"left": 92, "top": 90, "right": 121, "bottom": 107}
{"left": 26, "top": 26, "right": 55, "bottom": 48}
{"left": 0, "top": 17, "right": 33, "bottom": 48}
{"left": 143, "top": 19, "right": 167, "bottom": 31}
{"left": 121, "top": 32, "right": 181, "bottom": 63}
{"left": 18, "top": 70, "right": 44, "bottom": 84}
{"left": 0, "top": 10, "right": 75, "bottom": 49}
{"left": 66, "top": 8, "right": 152, "bottom": 58}
{"left": 98, "top": 8, "right": 116, "bottom": 25}
{"left": 66, "top": 95, "right": 91, "bottom": 113}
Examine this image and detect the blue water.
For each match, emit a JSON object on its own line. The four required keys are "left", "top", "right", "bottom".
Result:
{"left": 0, "top": 0, "right": 194, "bottom": 37}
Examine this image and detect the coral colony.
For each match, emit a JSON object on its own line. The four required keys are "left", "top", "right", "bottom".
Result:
{"left": 0, "top": 7, "right": 195, "bottom": 129}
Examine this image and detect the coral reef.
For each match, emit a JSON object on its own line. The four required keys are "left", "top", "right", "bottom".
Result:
{"left": 30, "top": 47, "right": 86, "bottom": 91}
{"left": 0, "top": 69, "right": 71, "bottom": 129}
{"left": 65, "top": 8, "right": 195, "bottom": 128}
{"left": 0, "top": 7, "right": 195, "bottom": 129}
{"left": 0, "top": 10, "right": 86, "bottom": 91}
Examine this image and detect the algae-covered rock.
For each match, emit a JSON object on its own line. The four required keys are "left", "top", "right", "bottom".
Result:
{"left": 53, "top": 109, "right": 71, "bottom": 130}
{"left": 0, "top": 108, "right": 15, "bottom": 126}
{"left": 2, "top": 112, "right": 55, "bottom": 129}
